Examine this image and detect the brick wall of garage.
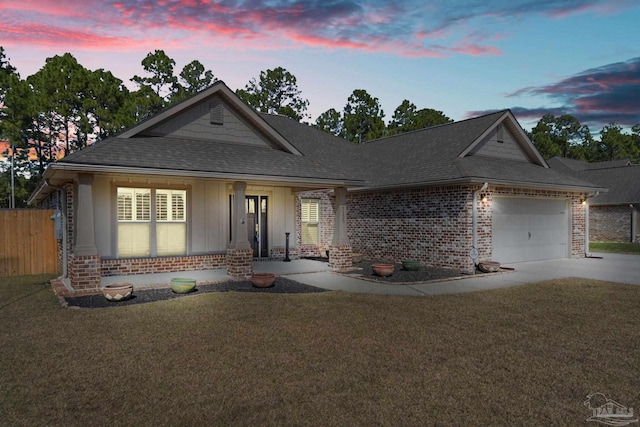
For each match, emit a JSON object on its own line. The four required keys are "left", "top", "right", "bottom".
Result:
{"left": 300, "top": 185, "right": 587, "bottom": 272}
{"left": 590, "top": 205, "right": 631, "bottom": 242}
{"left": 346, "top": 185, "right": 476, "bottom": 272}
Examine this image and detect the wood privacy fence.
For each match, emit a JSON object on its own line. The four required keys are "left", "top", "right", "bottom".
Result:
{"left": 1, "top": 209, "right": 58, "bottom": 277}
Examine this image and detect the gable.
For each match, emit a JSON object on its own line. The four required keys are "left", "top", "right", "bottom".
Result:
{"left": 139, "top": 95, "right": 272, "bottom": 148}
{"left": 118, "top": 81, "right": 302, "bottom": 155}
{"left": 466, "top": 123, "right": 529, "bottom": 161}
{"left": 459, "top": 111, "right": 547, "bottom": 167}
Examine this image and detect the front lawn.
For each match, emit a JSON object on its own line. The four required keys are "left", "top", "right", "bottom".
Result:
{"left": 1, "top": 274, "right": 638, "bottom": 425}
{"left": 590, "top": 241, "right": 640, "bottom": 254}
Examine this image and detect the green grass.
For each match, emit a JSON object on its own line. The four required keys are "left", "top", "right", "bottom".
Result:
{"left": 590, "top": 241, "right": 640, "bottom": 254}
{"left": 1, "top": 274, "right": 639, "bottom": 426}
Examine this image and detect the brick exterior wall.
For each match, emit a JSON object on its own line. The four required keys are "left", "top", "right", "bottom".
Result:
{"left": 348, "top": 186, "right": 476, "bottom": 272}
{"left": 590, "top": 205, "right": 632, "bottom": 242}
{"left": 68, "top": 255, "right": 101, "bottom": 290}
{"left": 328, "top": 245, "right": 353, "bottom": 271}
{"left": 270, "top": 247, "right": 300, "bottom": 260}
{"left": 226, "top": 248, "right": 254, "bottom": 279}
{"left": 101, "top": 254, "right": 227, "bottom": 276}
{"left": 306, "top": 185, "right": 587, "bottom": 274}
{"left": 571, "top": 197, "right": 587, "bottom": 257}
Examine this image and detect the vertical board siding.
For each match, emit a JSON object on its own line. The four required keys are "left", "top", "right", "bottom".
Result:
{"left": 0, "top": 209, "right": 57, "bottom": 277}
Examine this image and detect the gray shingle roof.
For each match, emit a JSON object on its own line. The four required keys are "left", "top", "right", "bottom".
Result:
{"left": 548, "top": 156, "right": 632, "bottom": 172}
{"left": 353, "top": 111, "right": 506, "bottom": 187}
{"left": 60, "top": 135, "right": 362, "bottom": 183}
{"left": 548, "top": 157, "right": 640, "bottom": 205}
{"left": 583, "top": 165, "right": 640, "bottom": 204}
{"left": 266, "top": 110, "right": 600, "bottom": 190}
{"left": 52, "top": 98, "right": 601, "bottom": 192}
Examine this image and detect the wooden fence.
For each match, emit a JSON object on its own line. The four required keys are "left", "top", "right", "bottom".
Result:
{"left": 1, "top": 209, "right": 58, "bottom": 277}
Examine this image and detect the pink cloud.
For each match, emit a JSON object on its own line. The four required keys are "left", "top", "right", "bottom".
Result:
{"left": 2, "top": 0, "right": 635, "bottom": 60}
{"left": 446, "top": 41, "right": 502, "bottom": 56}
{"left": 499, "top": 57, "right": 640, "bottom": 127}
{"left": 0, "top": 23, "right": 128, "bottom": 49}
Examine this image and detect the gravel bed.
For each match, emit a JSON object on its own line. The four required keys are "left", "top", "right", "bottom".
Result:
{"left": 347, "top": 260, "right": 469, "bottom": 283}
{"left": 65, "top": 277, "right": 327, "bottom": 309}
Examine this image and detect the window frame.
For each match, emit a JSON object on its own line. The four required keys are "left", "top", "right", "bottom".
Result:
{"left": 115, "top": 186, "right": 188, "bottom": 258}
{"left": 300, "top": 198, "right": 320, "bottom": 246}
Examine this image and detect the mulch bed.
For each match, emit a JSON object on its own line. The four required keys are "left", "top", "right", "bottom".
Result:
{"left": 347, "top": 260, "right": 471, "bottom": 283}
{"left": 64, "top": 277, "right": 327, "bottom": 309}
{"left": 64, "top": 261, "right": 488, "bottom": 308}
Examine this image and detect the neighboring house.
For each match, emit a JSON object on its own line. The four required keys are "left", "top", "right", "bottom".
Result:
{"left": 547, "top": 157, "right": 640, "bottom": 243}
{"left": 29, "top": 81, "right": 603, "bottom": 291}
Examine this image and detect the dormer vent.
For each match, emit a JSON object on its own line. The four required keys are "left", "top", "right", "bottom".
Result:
{"left": 210, "top": 103, "right": 224, "bottom": 125}
{"left": 497, "top": 124, "right": 504, "bottom": 143}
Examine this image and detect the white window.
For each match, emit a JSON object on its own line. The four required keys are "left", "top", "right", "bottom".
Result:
{"left": 301, "top": 199, "right": 319, "bottom": 245}
{"left": 117, "top": 187, "right": 187, "bottom": 257}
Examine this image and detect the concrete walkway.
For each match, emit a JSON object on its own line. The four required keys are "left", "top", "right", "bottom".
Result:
{"left": 287, "top": 252, "right": 640, "bottom": 296}
{"left": 101, "top": 252, "right": 639, "bottom": 296}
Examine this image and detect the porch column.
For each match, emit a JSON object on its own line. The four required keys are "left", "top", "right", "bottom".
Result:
{"left": 227, "top": 181, "right": 253, "bottom": 278}
{"left": 73, "top": 174, "right": 97, "bottom": 256}
{"left": 329, "top": 186, "right": 352, "bottom": 271}
{"left": 69, "top": 173, "right": 100, "bottom": 290}
{"left": 230, "top": 181, "right": 251, "bottom": 250}
{"left": 332, "top": 187, "right": 349, "bottom": 246}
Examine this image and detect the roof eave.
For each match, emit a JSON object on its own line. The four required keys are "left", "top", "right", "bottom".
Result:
{"left": 349, "top": 176, "right": 607, "bottom": 193}
{"left": 41, "top": 162, "right": 365, "bottom": 188}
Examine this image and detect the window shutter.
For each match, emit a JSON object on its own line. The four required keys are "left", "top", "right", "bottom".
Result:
{"left": 135, "top": 191, "right": 151, "bottom": 221}
{"left": 308, "top": 200, "right": 319, "bottom": 222}
{"left": 172, "top": 193, "right": 185, "bottom": 221}
{"left": 156, "top": 193, "right": 168, "bottom": 221}
{"left": 117, "top": 193, "right": 132, "bottom": 221}
{"left": 301, "top": 199, "right": 320, "bottom": 245}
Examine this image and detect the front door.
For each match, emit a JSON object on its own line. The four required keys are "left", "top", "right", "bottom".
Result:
{"left": 246, "top": 196, "right": 268, "bottom": 258}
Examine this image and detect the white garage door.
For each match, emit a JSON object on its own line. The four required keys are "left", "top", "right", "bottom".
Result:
{"left": 492, "top": 197, "right": 569, "bottom": 264}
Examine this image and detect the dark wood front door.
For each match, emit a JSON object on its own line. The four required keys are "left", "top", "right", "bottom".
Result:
{"left": 246, "top": 196, "right": 268, "bottom": 258}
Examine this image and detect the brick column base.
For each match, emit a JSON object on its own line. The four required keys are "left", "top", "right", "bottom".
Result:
{"left": 69, "top": 255, "right": 101, "bottom": 290}
{"left": 328, "top": 245, "right": 353, "bottom": 271}
{"left": 226, "top": 248, "right": 254, "bottom": 279}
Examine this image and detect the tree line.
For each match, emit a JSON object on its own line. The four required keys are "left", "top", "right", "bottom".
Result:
{"left": 528, "top": 113, "right": 640, "bottom": 163}
{"left": 1, "top": 46, "right": 639, "bottom": 207}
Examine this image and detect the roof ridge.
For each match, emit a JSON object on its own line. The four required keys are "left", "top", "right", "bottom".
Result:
{"left": 364, "top": 109, "right": 509, "bottom": 144}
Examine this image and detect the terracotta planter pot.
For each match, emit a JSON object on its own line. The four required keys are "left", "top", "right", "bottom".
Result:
{"left": 102, "top": 283, "right": 133, "bottom": 301}
{"left": 372, "top": 263, "right": 395, "bottom": 277}
{"left": 352, "top": 253, "right": 364, "bottom": 263}
{"left": 251, "top": 273, "right": 276, "bottom": 288}
{"left": 478, "top": 261, "right": 501, "bottom": 273}
{"left": 401, "top": 260, "right": 420, "bottom": 271}
{"left": 171, "top": 278, "right": 196, "bottom": 293}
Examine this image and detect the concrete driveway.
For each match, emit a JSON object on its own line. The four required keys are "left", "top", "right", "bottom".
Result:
{"left": 286, "top": 252, "right": 640, "bottom": 296}
{"left": 100, "top": 253, "right": 638, "bottom": 296}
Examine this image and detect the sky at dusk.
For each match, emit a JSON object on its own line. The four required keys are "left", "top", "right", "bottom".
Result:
{"left": 1, "top": 0, "right": 640, "bottom": 132}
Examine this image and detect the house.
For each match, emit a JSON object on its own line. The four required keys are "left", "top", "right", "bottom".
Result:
{"left": 547, "top": 157, "right": 640, "bottom": 243}
{"left": 28, "top": 81, "right": 604, "bottom": 291}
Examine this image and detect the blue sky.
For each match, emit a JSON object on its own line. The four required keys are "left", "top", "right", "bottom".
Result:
{"left": 1, "top": 0, "right": 639, "bottom": 132}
